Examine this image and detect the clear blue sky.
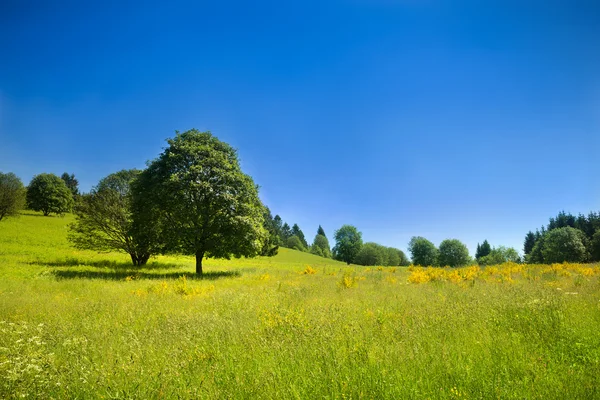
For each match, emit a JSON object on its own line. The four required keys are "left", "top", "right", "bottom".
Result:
{"left": 1, "top": 0, "right": 598, "bottom": 256}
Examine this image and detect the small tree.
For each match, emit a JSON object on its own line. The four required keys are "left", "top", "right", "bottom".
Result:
{"left": 475, "top": 240, "right": 491, "bottom": 260}
{"left": 61, "top": 172, "right": 80, "bottom": 199}
{"left": 523, "top": 231, "right": 536, "bottom": 256}
{"left": 478, "top": 246, "right": 521, "bottom": 266}
{"left": 27, "top": 173, "right": 74, "bottom": 216}
{"left": 589, "top": 231, "right": 600, "bottom": 262}
{"left": 333, "top": 225, "right": 362, "bottom": 265}
{"left": 281, "top": 223, "right": 292, "bottom": 242}
{"left": 68, "top": 169, "right": 157, "bottom": 266}
{"left": 286, "top": 235, "right": 306, "bottom": 252}
{"left": 0, "top": 172, "right": 26, "bottom": 221}
{"left": 438, "top": 239, "right": 471, "bottom": 267}
{"left": 132, "top": 130, "right": 267, "bottom": 274}
{"left": 408, "top": 236, "right": 438, "bottom": 266}
{"left": 311, "top": 233, "right": 331, "bottom": 258}
{"left": 317, "top": 225, "right": 327, "bottom": 238}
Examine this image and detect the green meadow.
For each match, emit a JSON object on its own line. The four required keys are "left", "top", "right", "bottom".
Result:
{"left": 1, "top": 212, "right": 599, "bottom": 399}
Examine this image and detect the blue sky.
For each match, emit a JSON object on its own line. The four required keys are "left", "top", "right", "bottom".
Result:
{"left": 1, "top": 0, "right": 598, "bottom": 256}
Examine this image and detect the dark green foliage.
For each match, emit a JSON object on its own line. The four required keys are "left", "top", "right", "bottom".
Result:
{"left": 286, "top": 235, "right": 306, "bottom": 252}
{"left": 590, "top": 231, "right": 600, "bottom": 262}
{"left": 260, "top": 207, "right": 280, "bottom": 257}
{"left": 0, "top": 172, "right": 26, "bottom": 221}
{"left": 478, "top": 246, "right": 521, "bottom": 266}
{"left": 475, "top": 240, "right": 491, "bottom": 260}
{"left": 68, "top": 169, "right": 156, "bottom": 266}
{"left": 281, "top": 223, "right": 292, "bottom": 242}
{"left": 317, "top": 225, "right": 326, "bottom": 238}
{"left": 438, "top": 239, "right": 471, "bottom": 267}
{"left": 26, "top": 173, "right": 74, "bottom": 216}
{"left": 525, "top": 210, "right": 600, "bottom": 262}
{"left": 397, "top": 249, "right": 410, "bottom": 266}
{"left": 354, "top": 242, "right": 386, "bottom": 266}
{"left": 291, "top": 223, "right": 308, "bottom": 248}
{"left": 273, "top": 215, "right": 283, "bottom": 241}
{"left": 540, "top": 227, "right": 588, "bottom": 263}
{"left": 408, "top": 236, "right": 438, "bottom": 266}
{"left": 311, "top": 234, "right": 331, "bottom": 258}
{"left": 60, "top": 172, "right": 79, "bottom": 198}
{"left": 132, "top": 130, "right": 267, "bottom": 274}
{"left": 523, "top": 231, "right": 536, "bottom": 255}
{"left": 333, "top": 225, "right": 363, "bottom": 265}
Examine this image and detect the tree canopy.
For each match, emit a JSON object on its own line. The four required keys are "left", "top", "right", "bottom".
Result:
{"left": 438, "top": 239, "right": 471, "bottom": 267}
{"left": 0, "top": 172, "right": 26, "bottom": 221}
{"left": 408, "top": 236, "right": 438, "bottom": 266}
{"left": 132, "top": 129, "right": 267, "bottom": 274}
{"left": 333, "top": 225, "right": 363, "bottom": 265}
{"left": 311, "top": 233, "right": 331, "bottom": 258}
{"left": 26, "top": 173, "right": 74, "bottom": 216}
{"left": 68, "top": 169, "right": 157, "bottom": 265}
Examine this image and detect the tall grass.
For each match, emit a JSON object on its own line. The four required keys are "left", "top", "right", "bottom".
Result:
{"left": 0, "top": 212, "right": 599, "bottom": 398}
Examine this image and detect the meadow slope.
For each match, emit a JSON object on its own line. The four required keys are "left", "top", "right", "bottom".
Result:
{"left": 1, "top": 212, "right": 599, "bottom": 399}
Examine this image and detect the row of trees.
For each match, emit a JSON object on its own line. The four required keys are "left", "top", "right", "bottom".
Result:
{"left": 330, "top": 225, "right": 410, "bottom": 266}
{"left": 523, "top": 211, "right": 600, "bottom": 263}
{"left": 0, "top": 171, "right": 79, "bottom": 220}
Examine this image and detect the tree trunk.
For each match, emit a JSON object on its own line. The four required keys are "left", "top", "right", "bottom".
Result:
{"left": 196, "top": 250, "right": 204, "bottom": 275}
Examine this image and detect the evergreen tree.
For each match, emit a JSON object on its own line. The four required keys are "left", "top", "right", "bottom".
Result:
{"left": 281, "top": 223, "right": 292, "bottom": 242}
{"left": 317, "top": 225, "right": 326, "bottom": 238}
{"left": 523, "top": 231, "right": 536, "bottom": 255}
{"left": 291, "top": 223, "right": 308, "bottom": 248}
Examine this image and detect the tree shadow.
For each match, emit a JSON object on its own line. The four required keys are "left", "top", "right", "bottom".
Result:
{"left": 50, "top": 269, "right": 241, "bottom": 281}
{"left": 30, "top": 257, "right": 182, "bottom": 270}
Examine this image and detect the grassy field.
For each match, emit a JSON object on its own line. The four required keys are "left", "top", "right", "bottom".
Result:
{"left": 1, "top": 212, "right": 599, "bottom": 399}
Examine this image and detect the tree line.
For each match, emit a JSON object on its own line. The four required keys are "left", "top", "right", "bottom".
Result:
{"left": 523, "top": 211, "right": 600, "bottom": 263}
{"left": 1, "top": 131, "right": 598, "bottom": 270}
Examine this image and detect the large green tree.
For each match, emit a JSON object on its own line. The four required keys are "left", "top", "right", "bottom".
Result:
{"left": 333, "top": 225, "right": 363, "bottom": 265}
{"left": 260, "top": 207, "right": 280, "bottom": 256}
{"left": 68, "top": 169, "right": 157, "bottom": 266}
{"left": 438, "top": 239, "right": 471, "bottom": 267}
{"left": 26, "top": 173, "right": 74, "bottom": 216}
{"left": 408, "top": 236, "right": 438, "bottom": 266}
{"left": 0, "top": 172, "right": 26, "bottom": 221}
{"left": 540, "top": 227, "right": 588, "bottom": 263}
{"left": 132, "top": 130, "right": 267, "bottom": 274}
{"left": 523, "top": 231, "right": 537, "bottom": 256}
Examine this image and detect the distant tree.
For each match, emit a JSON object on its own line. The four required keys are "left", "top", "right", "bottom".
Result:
{"left": 281, "top": 223, "right": 292, "bottom": 242}
{"left": 61, "top": 172, "right": 79, "bottom": 198}
{"left": 273, "top": 215, "right": 283, "bottom": 241}
{"left": 286, "top": 235, "right": 306, "bottom": 252}
{"left": 478, "top": 246, "right": 521, "bottom": 266}
{"left": 260, "top": 207, "right": 279, "bottom": 257}
{"left": 317, "top": 225, "right": 327, "bottom": 238}
{"left": 438, "top": 239, "right": 471, "bottom": 267}
{"left": 589, "top": 231, "right": 600, "bottom": 262}
{"left": 131, "top": 130, "right": 267, "bottom": 275}
{"left": 397, "top": 249, "right": 410, "bottom": 266}
{"left": 475, "top": 240, "right": 491, "bottom": 260}
{"left": 408, "top": 236, "right": 438, "bottom": 266}
{"left": 523, "top": 231, "right": 536, "bottom": 255}
{"left": 384, "top": 247, "right": 400, "bottom": 266}
{"left": 26, "top": 173, "right": 74, "bottom": 216}
{"left": 333, "top": 225, "right": 363, "bottom": 265}
{"left": 354, "top": 242, "right": 386, "bottom": 266}
{"left": 541, "top": 227, "right": 588, "bottom": 263}
{"left": 291, "top": 223, "right": 308, "bottom": 248}
{"left": 311, "top": 233, "right": 331, "bottom": 258}
{"left": 68, "top": 169, "right": 157, "bottom": 266}
{"left": 0, "top": 172, "right": 26, "bottom": 221}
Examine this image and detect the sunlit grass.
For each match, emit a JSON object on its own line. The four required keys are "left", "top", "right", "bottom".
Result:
{"left": 1, "top": 212, "right": 599, "bottom": 398}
